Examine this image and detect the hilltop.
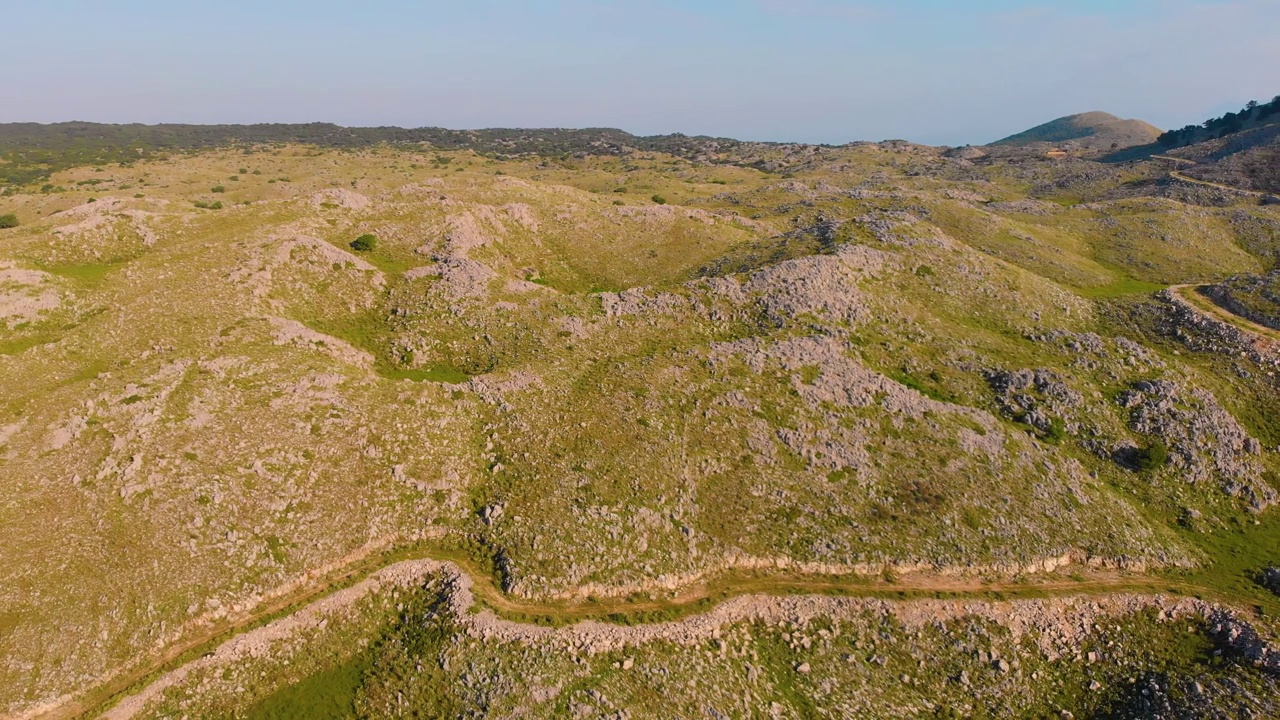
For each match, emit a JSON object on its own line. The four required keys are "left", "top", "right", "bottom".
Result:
{"left": 991, "top": 111, "right": 1163, "bottom": 151}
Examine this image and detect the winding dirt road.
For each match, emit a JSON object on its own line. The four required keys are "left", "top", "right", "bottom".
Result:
{"left": 15, "top": 539, "right": 1252, "bottom": 720}
{"left": 1168, "top": 284, "right": 1280, "bottom": 345}
{"left": 1152, "top": 154, "right": 1271, "bottom": 199}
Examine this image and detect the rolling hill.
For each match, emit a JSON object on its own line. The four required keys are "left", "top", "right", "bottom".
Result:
{"left": 992, "top": 111, "right": 1163, "bottom": 150}
{"left": 2, "top": 122, "right": 1280, "bottom": 719}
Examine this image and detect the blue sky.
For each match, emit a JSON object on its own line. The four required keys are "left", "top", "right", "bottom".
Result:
{"left": 1, "top": 0, "right": 1276, "bottom": 145}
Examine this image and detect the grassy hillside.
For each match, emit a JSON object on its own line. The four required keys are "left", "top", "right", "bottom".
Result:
{"left": 991, "top": 111, "right": 1163, "bottom": 150}
{"left": 1, "top": 134, "right": 1279, "bottom": 718}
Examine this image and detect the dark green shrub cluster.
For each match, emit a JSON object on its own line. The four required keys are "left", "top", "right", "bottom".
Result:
{"left": 210, "top": 185, "right": 226, "bottom": 193}
{"left": 193, "top": 200, "right": 223, "bottom": 210}
{"left": 651, "top": 194, "right": 667, "bottom": 205}
{"left": 1134, "top": 440, "right": 1169, "bottom": 471}
{"left": 350, "top": 234, "right": 378, "bottom": 252}
{"left": 0, "top": 213, "right": 18, "bottom": 229}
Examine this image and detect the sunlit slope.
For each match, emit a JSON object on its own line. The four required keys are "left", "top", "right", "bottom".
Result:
{"left": 2, "top": 144, "right": 1280, "bottom": 714}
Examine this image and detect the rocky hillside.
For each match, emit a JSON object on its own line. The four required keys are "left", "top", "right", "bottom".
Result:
{"left": 1206, "top": 270, "right": 1280, "bottom": 330}
{"left": 1, "top": 133, "right": 1279, "bottom": 719}
{"left": 1169, "top": 123, "right": 1280, "bottom": 195}
{"left": 990, "top": 111, "right": 1163, "bottom": 151}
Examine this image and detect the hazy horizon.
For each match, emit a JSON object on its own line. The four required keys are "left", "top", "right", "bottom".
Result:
{"left": 2, "top": 0, "right": 1277, "bottom": 146}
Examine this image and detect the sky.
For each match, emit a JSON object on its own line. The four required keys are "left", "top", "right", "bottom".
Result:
{"left": 1, "top": 0, "right": 1277, "bottom": 146}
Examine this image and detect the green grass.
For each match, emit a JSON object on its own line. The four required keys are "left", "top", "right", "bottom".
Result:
{"left": 376, "top": 363, "right": 470, "bottom": 384}
{"left": 41, "top": 261, "right": 115, "bottom": 285}
{"left": 359, "top": 251, "right": 420, "bottom": 274}
{"left": 244, "top": 652, "right": 370, "bottom": 720}
{"left": 302, "top": 314, "right": 473, "bottom": 384}
{"left": 0, "top": 331, "right": 61, "bottom": 356}
{"left": 1169, "top": 509, "right": 1280, "bottom": 615}
{"left": 1075, "top": 276, "right": 1168, "bottom": 298}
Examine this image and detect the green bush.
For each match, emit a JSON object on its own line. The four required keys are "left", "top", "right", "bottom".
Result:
{"left": 350, "top": 234, "right": 378, "bottom": 252}
{"left": 211, "top": 185, "right": 226, "bottom": 193}
{"left": 0, "top": 213, "right": 18, "bottom": 229}
{"left": 1043, "top": 418, "right": 1066, "bottom": 444}
{"left": 1134, "top": 440, "right": 1169, "bottom": 471}
{"left": 651, "top": 194, "right": 667, "bottom": 205}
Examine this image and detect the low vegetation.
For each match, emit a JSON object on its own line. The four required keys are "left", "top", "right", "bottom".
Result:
{"left": 0, "top": 118, "right": 1278, "bottom": 718}
{"left": 349, "top": 233, "right": 377, "bottom": 252}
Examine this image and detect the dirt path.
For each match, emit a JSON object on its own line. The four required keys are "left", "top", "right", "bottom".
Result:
{"left": 89, "top": 557, "right": 1223, "bottom": 720}
{"left": 1151, "top": 154, "right": 1198, "bottom": 166}
{"left": 1150, "top": 154, "right": 1268, "bottom": 197}
{"left": 17, "top": 538, "right": 1249, "bottom": 720}
{"left": 1169, "top": 284, "right": 1280, "bottom": 344}
{"left": 1168, "top": 170, "right": 1268, "bottom": 197}
{"left": 13, "top": 536, "right": 415, "bottom": 720}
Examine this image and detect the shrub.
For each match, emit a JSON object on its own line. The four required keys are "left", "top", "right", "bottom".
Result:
{"left": 238, "top": 168, "right": 248, "bottom": 174}
{"left": 651, "top": 194, "right": 667, "bottom": 205}
{"left": 350, "top": 234, "right": 377, "bottom": 252}
{"left": 211, "top": 185, "right": 226, "bottom": 193}
{"left": 0, "top": 213, "right": 18, "bottom": 229}
{"left": 1134, "top": 440, "right": 1169, "bottom": 471}
{"left": 1043, "top": 418, "right": 1066, "bottom": 444}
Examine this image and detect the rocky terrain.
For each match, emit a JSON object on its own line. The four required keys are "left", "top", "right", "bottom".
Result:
{"left": 0, "top": 118, "right": 1279, "bottom": 718}
{"left": 1204, "top": 270, "right": 1280, "bottom": 331}
{"left": 105, "top": 559, "right": 1280, "bottom": 720}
